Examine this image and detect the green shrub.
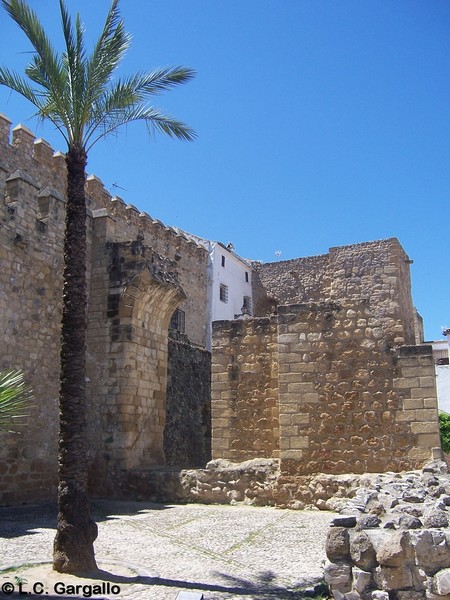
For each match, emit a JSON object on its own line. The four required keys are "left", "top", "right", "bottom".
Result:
{"left": 439, "top": 411, "right": 450, "bottom": 453}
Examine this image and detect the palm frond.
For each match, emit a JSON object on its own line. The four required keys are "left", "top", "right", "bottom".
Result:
{"left": 0, "top": 66, "right": 71, "bottom": 145}
{"left": 1, "top": 0, "right": 196, "bottom": 150}
{"left": 58, "top": 0, "right": 88, "bottom": 141}
{"left": 85, "top": 103, "right": 196, "bottom": 150}
{"left": 84, "top": 0, "right": 130, "bottom": 105}
{"left": 2, "top": 0, "right": 64, "bottom": 94}
{"left": 0, "top": 370, "right": 33, "bottom": 433}
{"left": 2, "top": 0, "right": 72, "bottom": 137}
{"left": 127, "top": 66, "right": 196, "bottom": 97}
{"left": 0, "top": 65, "right": 43, "bottom": 106}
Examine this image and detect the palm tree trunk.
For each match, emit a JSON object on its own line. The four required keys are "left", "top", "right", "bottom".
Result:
{"left": 53, "top": 144, "right": 98, "bottom": 573}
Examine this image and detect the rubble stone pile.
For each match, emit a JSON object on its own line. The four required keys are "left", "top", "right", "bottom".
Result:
{"left": 325, "top": 458, "right": 450, "bottom": 599}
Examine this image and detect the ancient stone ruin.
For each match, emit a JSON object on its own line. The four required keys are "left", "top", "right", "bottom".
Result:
{"left": 211, "top": 238, "right": 441, "bottom": 479}
{"left": 0, "top": 113, "right": 442, "bottom": 509}
{"left": 325, "top": 457, "right": 450, "bottom": 599}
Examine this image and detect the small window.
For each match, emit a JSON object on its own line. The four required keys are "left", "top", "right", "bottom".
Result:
{"left": 220, "top": 284, "right": 228, "bottom": 303}
{"left": 221, "top": 255, "right": 226, "bottom": 267}
{"left": 242, "top": 296, "right": 252, "bottom": 315}
{"left": 245, "top": 271, "right": 249, "bottom": 283}
{"left": 169, "top": 308, "right": 185, "bottom": 333}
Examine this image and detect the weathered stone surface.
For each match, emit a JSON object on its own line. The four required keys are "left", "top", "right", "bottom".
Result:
{"left": 326, "top": 527, "right": 350, "bottom": 562}
{"left": 356, "top": 515, "right": 380, "bottom": 530}
{"left": 352, "top": 567, "right": 372, "bottom": 595}
{"left": 165, "top": 337, "right": 211, "bottom": 468}
{"left": 422, "top": 507, "right": 449, "bottom": 528}
{"left": 433, "top": 568, "right": 450, "bottom": 595}
{"left": 376, "top": 530, "right": 414, "bottom": 567}
{"left": 396, "top": 591, "right": 426, "bottom": 600}
{"left": 332, "top": 516, "right": 358, "bottom": 528}
{"left": 398, "top": 514, "right": 422, "bottom": 529}
{"left": 325, "top": 461, "right": 450, "bottom": 600}
{"left": 371, "top": 592, "right": 389, "bottom": 600}
{"left": 374, "top": 564, "right": 425, "bottom": 591}
{"left": 413, "top": 530, "right": 450, "bottom": 575}
{"left": 324, "top": 561, "right": 352, "bottom": 593}
{"left": 350, "top": 531, "right": 378, "bottom": 571}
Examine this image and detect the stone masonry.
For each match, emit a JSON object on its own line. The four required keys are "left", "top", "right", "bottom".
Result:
{"left": 212, "top": 239, "right": 440, "bottom": 477}
{"left": 0, "top": 112, "right": 442, "bottom": 506}
{"left": 0, "top": 115, "right": 210, "bottom": 504}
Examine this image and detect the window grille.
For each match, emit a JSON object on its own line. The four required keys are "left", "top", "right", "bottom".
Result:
{"left": 219, "top": 284, "right": 228, "bottom": 303}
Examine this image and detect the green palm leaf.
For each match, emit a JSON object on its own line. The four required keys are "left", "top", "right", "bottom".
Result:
{"left": 0, "top": 370, "right": 33, "bottom": 433}
{"left": 0, "top": 0, "right": 196, "bottom": 148}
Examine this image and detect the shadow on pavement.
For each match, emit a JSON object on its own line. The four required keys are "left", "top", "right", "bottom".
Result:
{"left": 0, "top": 500, "right": 173, "bottom": 539}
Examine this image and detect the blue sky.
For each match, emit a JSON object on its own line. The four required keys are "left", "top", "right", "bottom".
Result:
{"left": 0, "top": 0, "right": 449, "bottom": 340}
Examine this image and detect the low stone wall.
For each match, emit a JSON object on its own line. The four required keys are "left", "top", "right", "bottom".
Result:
{"left": 325, "top": 456, "right": 450, "bottom": 599}
{"left": 118, "top": 457, "right": 391, "bottom": 509}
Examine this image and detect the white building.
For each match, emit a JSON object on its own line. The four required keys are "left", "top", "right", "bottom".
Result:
{"left": 174, "top": 231, "right": 253, "bottom": 350}
{"left": 430, "top": 329, "right": 450, "bottom": 413}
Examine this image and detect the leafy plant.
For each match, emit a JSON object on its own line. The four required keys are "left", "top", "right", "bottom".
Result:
{"left": 0, "top": 369, "right": 33, "bottom": 432}
{"left": 439, "top": 411, "right": 450, "bottom": 453}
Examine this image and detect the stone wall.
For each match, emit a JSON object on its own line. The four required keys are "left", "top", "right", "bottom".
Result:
{"left": 211, "top": 318, "right": 279, "bottom": 461}
{"left": 211, "top": 300, "right": 440, "bottom": 477}
{"left": 0, "top": 114, "right": 210, "bottom": 504}
{"left": 164, "top": 335, "right": 211, "bottom": 468}
{"left": 253, "top": 238, "right": 417, "bottom": 346}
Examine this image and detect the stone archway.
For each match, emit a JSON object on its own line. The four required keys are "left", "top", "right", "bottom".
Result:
{"left": 108, "top": 265, "right": 185, "bottom": 470}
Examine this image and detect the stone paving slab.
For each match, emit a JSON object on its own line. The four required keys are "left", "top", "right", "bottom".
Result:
{"left": 0, "top": 500, "right": 333, "bottom": 599}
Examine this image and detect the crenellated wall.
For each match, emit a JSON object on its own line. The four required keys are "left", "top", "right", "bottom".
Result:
{"left": 0, "top": 112, "right": 440, "bottom": 504}
{"left": 0, "top": 114, "right": 210, "bottom": 503}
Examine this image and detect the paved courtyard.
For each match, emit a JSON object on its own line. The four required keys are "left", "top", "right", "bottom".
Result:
{"left": 0, "top": 500, "right": 332, "bottom": 599}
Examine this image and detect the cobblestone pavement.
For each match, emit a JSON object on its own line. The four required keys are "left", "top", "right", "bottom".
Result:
{"left": 0, "top": 500, "right": 333, "bottom": 599}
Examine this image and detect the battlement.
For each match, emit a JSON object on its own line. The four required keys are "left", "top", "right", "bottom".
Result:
{"left": 0, "top": 115, "right": 206, "bottom": 263}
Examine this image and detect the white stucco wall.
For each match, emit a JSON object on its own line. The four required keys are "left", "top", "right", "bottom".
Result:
{"left": 210, "top": 243, "right": 252, "bottom": 322}
{"left": 431, "top": 335, "right": 450, "bottom": 413}
{"left": 437, "top": 365, "right": 450, "bottom": 413}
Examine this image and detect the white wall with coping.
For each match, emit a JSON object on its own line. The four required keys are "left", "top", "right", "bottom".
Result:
{"left": 173, "top": 230, "right": 253, "bottom": 351}
{"left": 431, "top": 332, "right": 450, "bottom": 413}
{"left": 209, "top": 242, "right": 252, "bottom": 325}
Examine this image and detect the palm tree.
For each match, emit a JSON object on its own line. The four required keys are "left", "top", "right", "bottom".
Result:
{"left": 0, "top": 0, "right": 195, "bottom": 573}
{"left": 0, "top": 370, "right": 33, "bottom": 433}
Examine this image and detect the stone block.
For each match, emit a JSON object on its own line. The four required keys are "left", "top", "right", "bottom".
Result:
{"left": 376, "top": 531, "right": 414, "bottom": 567}
{"left": 374, "top": 564, "right": 424, "bottom": 591}
{"left": 419, "top": 376, "right": 436, "bottom": 389}
{"left": 433, "top": 568, "right": 450, "bottom": 596}
{"left": 350, "top": 531, "right": 378, "bottom": 571}
{"left": 288, "top": 436, "right": 309, "bottom": 450}
{"left": 371, "top": 592, "right": 389, "bottom": 600}
{"left": 280, "top": 450, "right": 303, "bottom": 460}
{"left": 326, "top": 527, "right": 350, "bottom": 562}
{"left": 403, "top": 398, "right": 424, "bottom": 410}
{"left": 413, "top": 530, "right": 450, "bottom": 575}
{"left": 410, "top": 422, "right": 439, "bottom": 435}
{"left": 324, "top": 561, "right": 352, "bottom": 594}
{"left": 353, "top": 567, "right": 372, "bottom": 595}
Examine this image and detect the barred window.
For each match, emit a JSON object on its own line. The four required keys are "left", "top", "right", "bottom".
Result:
{"left": 170, "top": 308, "right": 185, "bottom": 333}
{"left": 219, "top": 284, "right": 228, "bottom": 303}
{"left": 242, "top": 295, "right": 252, "bottom": 315}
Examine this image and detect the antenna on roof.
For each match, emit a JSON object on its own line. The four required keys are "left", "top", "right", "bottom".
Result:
{"left": 110, "top": 182, "right": 127, "bottom": 192}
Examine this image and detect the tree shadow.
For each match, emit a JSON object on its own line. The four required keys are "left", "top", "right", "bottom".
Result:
{"left": 74, "top": 567, "right": 328, "bottom": 599}
{"left": 0, "top": 499, "right": 173, "bottom": 539}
